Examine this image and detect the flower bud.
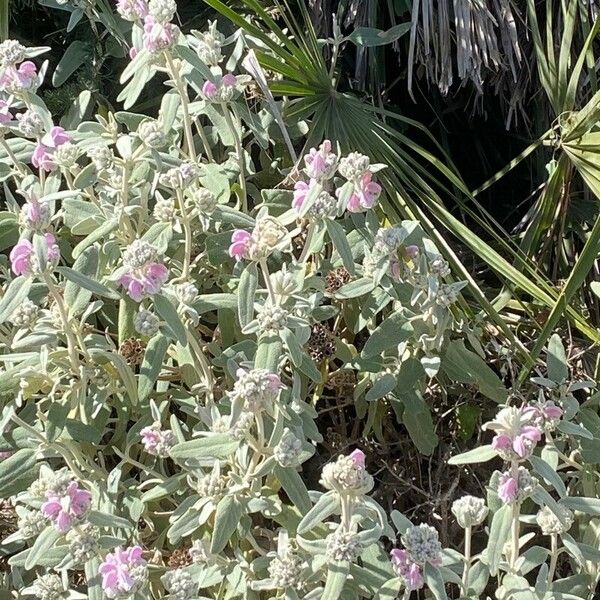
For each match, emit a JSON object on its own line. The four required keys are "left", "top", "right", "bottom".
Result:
{"left": 325, "top": 529, "right": 362, "bottom": 562}
{"left": 536, "top": 505, "right": 573, "bottom": 535}
{"left": 451, "top": 495, "right": 488, "bottom": 528}
{"left": 138, "top": 119, "right": 166, "bottom": 149}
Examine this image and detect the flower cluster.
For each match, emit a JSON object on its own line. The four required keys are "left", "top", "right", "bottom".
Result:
{"left": 118, "top": 239, "right": 169, "bottom": 302}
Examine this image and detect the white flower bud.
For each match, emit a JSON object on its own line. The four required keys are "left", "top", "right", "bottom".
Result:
{"left": 229, "top": 368, "right": 282, "bottom": 413}
{"left": 338, "top": 152, "right": 371, "bottom": 181}
{"left": 148, "top": 0, "right": 176, "bottom": 23}
{"left": 256, "top": 305, "right": 289, "bottom": 335}
{"left": 403, "top": 524, "right": 442, "bottom": 565}
{"left": 138, "top": 119, "right": 166, "bottom": 149}
{"left": 160, "top": 162, "right": 199, "bottom": 188}
{"left": 10, "top": 298, "right": 39, "bottom": 328}
{"left": 429, "top": 256, "right": 450, "bottom": 277}
{"left": 53, "top": 142, "right": 80, "bottom": 169}
{"left": 0, "top": 40, "right": 26, "bottom": 67}
{"left": 153, "top": 196, "right": 176, "bottom": 222}
{"left": 536, "top": 505, "right": 574, "bottom": 535}
{"left": 267, "top": 551, "right": 305, "bottom": 589}
{"left": 195, "top": 21, "right": 225, "bottom": 66}
{"left": 133, "top": 310, "right": 160, "bottom": 336}
{"left": 196, "top": 470, "right": 228, "bottom": 501}
{"left": 174, "top": 282, "right": 197, "bottom": 305}
{"left": 67, "top": 523, "right": 99, "bottom": 563}
{"left": 451, "top": 496, "right": 488, "bottom": 528}
{"left": 31, "top": 573, "right": 64, "bottom": 600}
{"left": 308, "top": 190, "right": 336, "bottom": 219}
{"left": 320, "top": 454, "right": 373, "bottom": 495}
{"left": 122, "top": 239, "right": 159, "bottom": 269}
{"left": 325, "top": 529, "right": 362, "bottom": 562}
{"left": 17, "top": 508, "right": 47, "bottom": 538}
{"left": 161, "top": 568, "right": 195, "bottom": 600}
{"left": 191, "top": 187, "right": 217, "bottom": 214}
{"left": 17, "top": 110, "right": 44, "bottom": 137}
{"left": 88, "top": 144, "right": 113, "bottom": 171}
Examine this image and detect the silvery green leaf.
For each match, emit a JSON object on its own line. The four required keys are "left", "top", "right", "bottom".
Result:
{"left": 238, "top": 262, "right": 258, "bottom": 328}
{"left": 0, "top": 276, "right": 31, "bottom": 324}
{"left": 334, "top": 277, "right": 375, "bottom": 299}
{"left": 57, "top": 266, "right": 120, "bottom": 301}
{"left": 72, "top": 163, "right": 98, "bottom": 189}
{"left": 529, "top": 455, "right": 567, "bottom": 497}
{"left": 442, "top": 340, "right": 508, "bottom": 403}
{"left": 400, "top": 391, "right": 438, "bottom": 455}
{"left": 424, "top": 564, "right": 448, "bottom": 600}
{"left": 141, "top": 222, "right": 173, "bottom": 254}
{"left": 421, "top": 354, "right": 441, "bottom": 377}
{"left": 486, "top": 504, "right": 512, "bottom": 576}
{"left": 90, "top": 349, "right": 139, "bottom": 405}
{"left": 64, "top": 246, "right": 99, "bottom": 316}
{"left": 321, "top": 561, "right": 349, "bottom": 600}
{"left": 154, "top": 293, "right": 188, "bottom": 346}
{"left": 210, "top": 495, "right": 244, "bottom": 554}
{"left": 325, "top": 218, "right": 356, "bottom": 275}
{"left": 138, "top": 333, "right": 169, "bottom": 402}
{"left": 520, "top": 546, "right": 550, "bottom": 575}
{"left": 0, "top": 447, "right": 37, "bottom": 497}
{"left": 85, "top": 556, "right": 103, "bottom": 600}
{"left": 254, "top": 334, "right": 282, "bottom": 371}
{"left": 547, "top": 333, "right": 568, "bottom": 383}
{"left": 390, "top": 510, "right": 412, "bottom": 534}
{"left": 556, "top": 420, "right": 594, "bottom": 439}
{"left": 274, "top": 465, "right": 311, "bottom": 515}
{"left": 362, "top": 313, "right": 413, "bottom": 358}
{"left": 10, "top": 544, "right": 69, "bottom": 568}
{"left": 365, "top": 374, "right": 396, "bottom": 401}
{"left": 87, "top": 510, "right": 134, "bottom": 530}
{"left": 24, "top": 526, "right": 61, "bottom": 569}
{"left": 372, "top": 577, "right": 402, "bottom": 599}
{"left": 297, "top": 491, "right": 339, "bottom": 534}
{"left": 72, "top": 219, "right": 118, "bottom": 259}
{"left": 170, "top": 434, "right": 239, "bottom": 461}
{"left": 561, "top": 496, "right": 600, "bottom": 516}
{"left": 280, "top": 327, "right": 304, "bottom": 367}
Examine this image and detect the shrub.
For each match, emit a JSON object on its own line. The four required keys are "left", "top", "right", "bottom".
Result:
{"left": 0, "top": 4, "right": 598, "bottom": 600}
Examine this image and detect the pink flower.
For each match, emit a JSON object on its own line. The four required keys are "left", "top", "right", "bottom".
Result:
{"left": 1, "top": 61, "right": 38, "bottom": 91}
{"left": 405, "top": 245, "right": 419, "bottom": 259}
{"left": 483, "top": 406, "right": 543, "bottom": 461}
{"left": 293, "top": 179, "right": 316, "bottom": 210}
{"left": 349, "top": 449, "right": 366, "bottom": 468}
{"left": 202, "top": 80, "right": 218, "bottom": 99}
{"left": 9, "top": 233, "right": 59, "bottom": 276}
{"left": 140, "top": 423, "right": 175, "bottom": 457}
{"left": 541, "top": 402, "right": 563, "bottom": 420}
{"left": 0, "top": 100, "right": 12, "bottom": 123}
{"left": 129, "top": 47, "right": 138, "bottom": 60}
{"left": 0, "top": 450, "right": 13, "bottom": 460}
{"left": 32, "top": 143, "right": 56, "bottom": 171}
{"left": 41, "top": 480, "right": 91, "bottom": 532}
{"left": 304, "top": 140, "right": 337, "bottom": 180}
{"left": 99, "top": 546, "right": 147, "bottom": 599}
{"left": 222, "top": 73, "right": 237, "bottom": 87}
{"left": 143, "top": 16, "right": 178, "bottom": 53}
{"left": 512, "top": 426, "right": 542, "bottom": 458}
{"left": 346, "top": 171, "right": 382, "bottom": 213}
{"left": 228, "top": 229, "right": 252, "bottom": 261}
{"left": 116, "top": 0, "right": 148, "bottom": 20}
{"left": 498, "top": 473, "right": 519, "bottom": 504}
{"left": 390, "top": 549, "right": 424, "bottom": 591}
{"left": 119, "top": 262, "right": 168, "bottom": 302}
{"left": 41, "top": 126, "right": 72, "bottom": 148}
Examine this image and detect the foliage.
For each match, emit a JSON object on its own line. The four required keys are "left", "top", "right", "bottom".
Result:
{"left": 0, "top": 1, "right": 599, "bottom": 600}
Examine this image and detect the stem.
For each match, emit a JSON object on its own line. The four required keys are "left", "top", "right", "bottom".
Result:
{"left": 165, "top": 53, "right": 196, "bottom": 162}
{"left": 298, "top": 223, "right": 315, "bottom": 263}
{"left": 509, "top": 461, "right": 520, "bottom": 571}
{"left": 175, "top": 189, "right": 193, "bottom": 280}
{"left": 461, "top": 525, "right": 472, "bottom": 592}
{"left": 0, "top": 137, "right": 26, "bottom": 176}
{"left": 260, "top": 259, "right": 276, "bottom": 305}
{"left": 548, "top": 533, "right": 558, "bottom": 584}
{"left": 221, "top": 103, "right": 246, "bottom": 212}
{"left": 42, "top": 272, "right": 81, "bottom": 375}
{"left": 194, "top": 116, "right": 214, "bottom": 162}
